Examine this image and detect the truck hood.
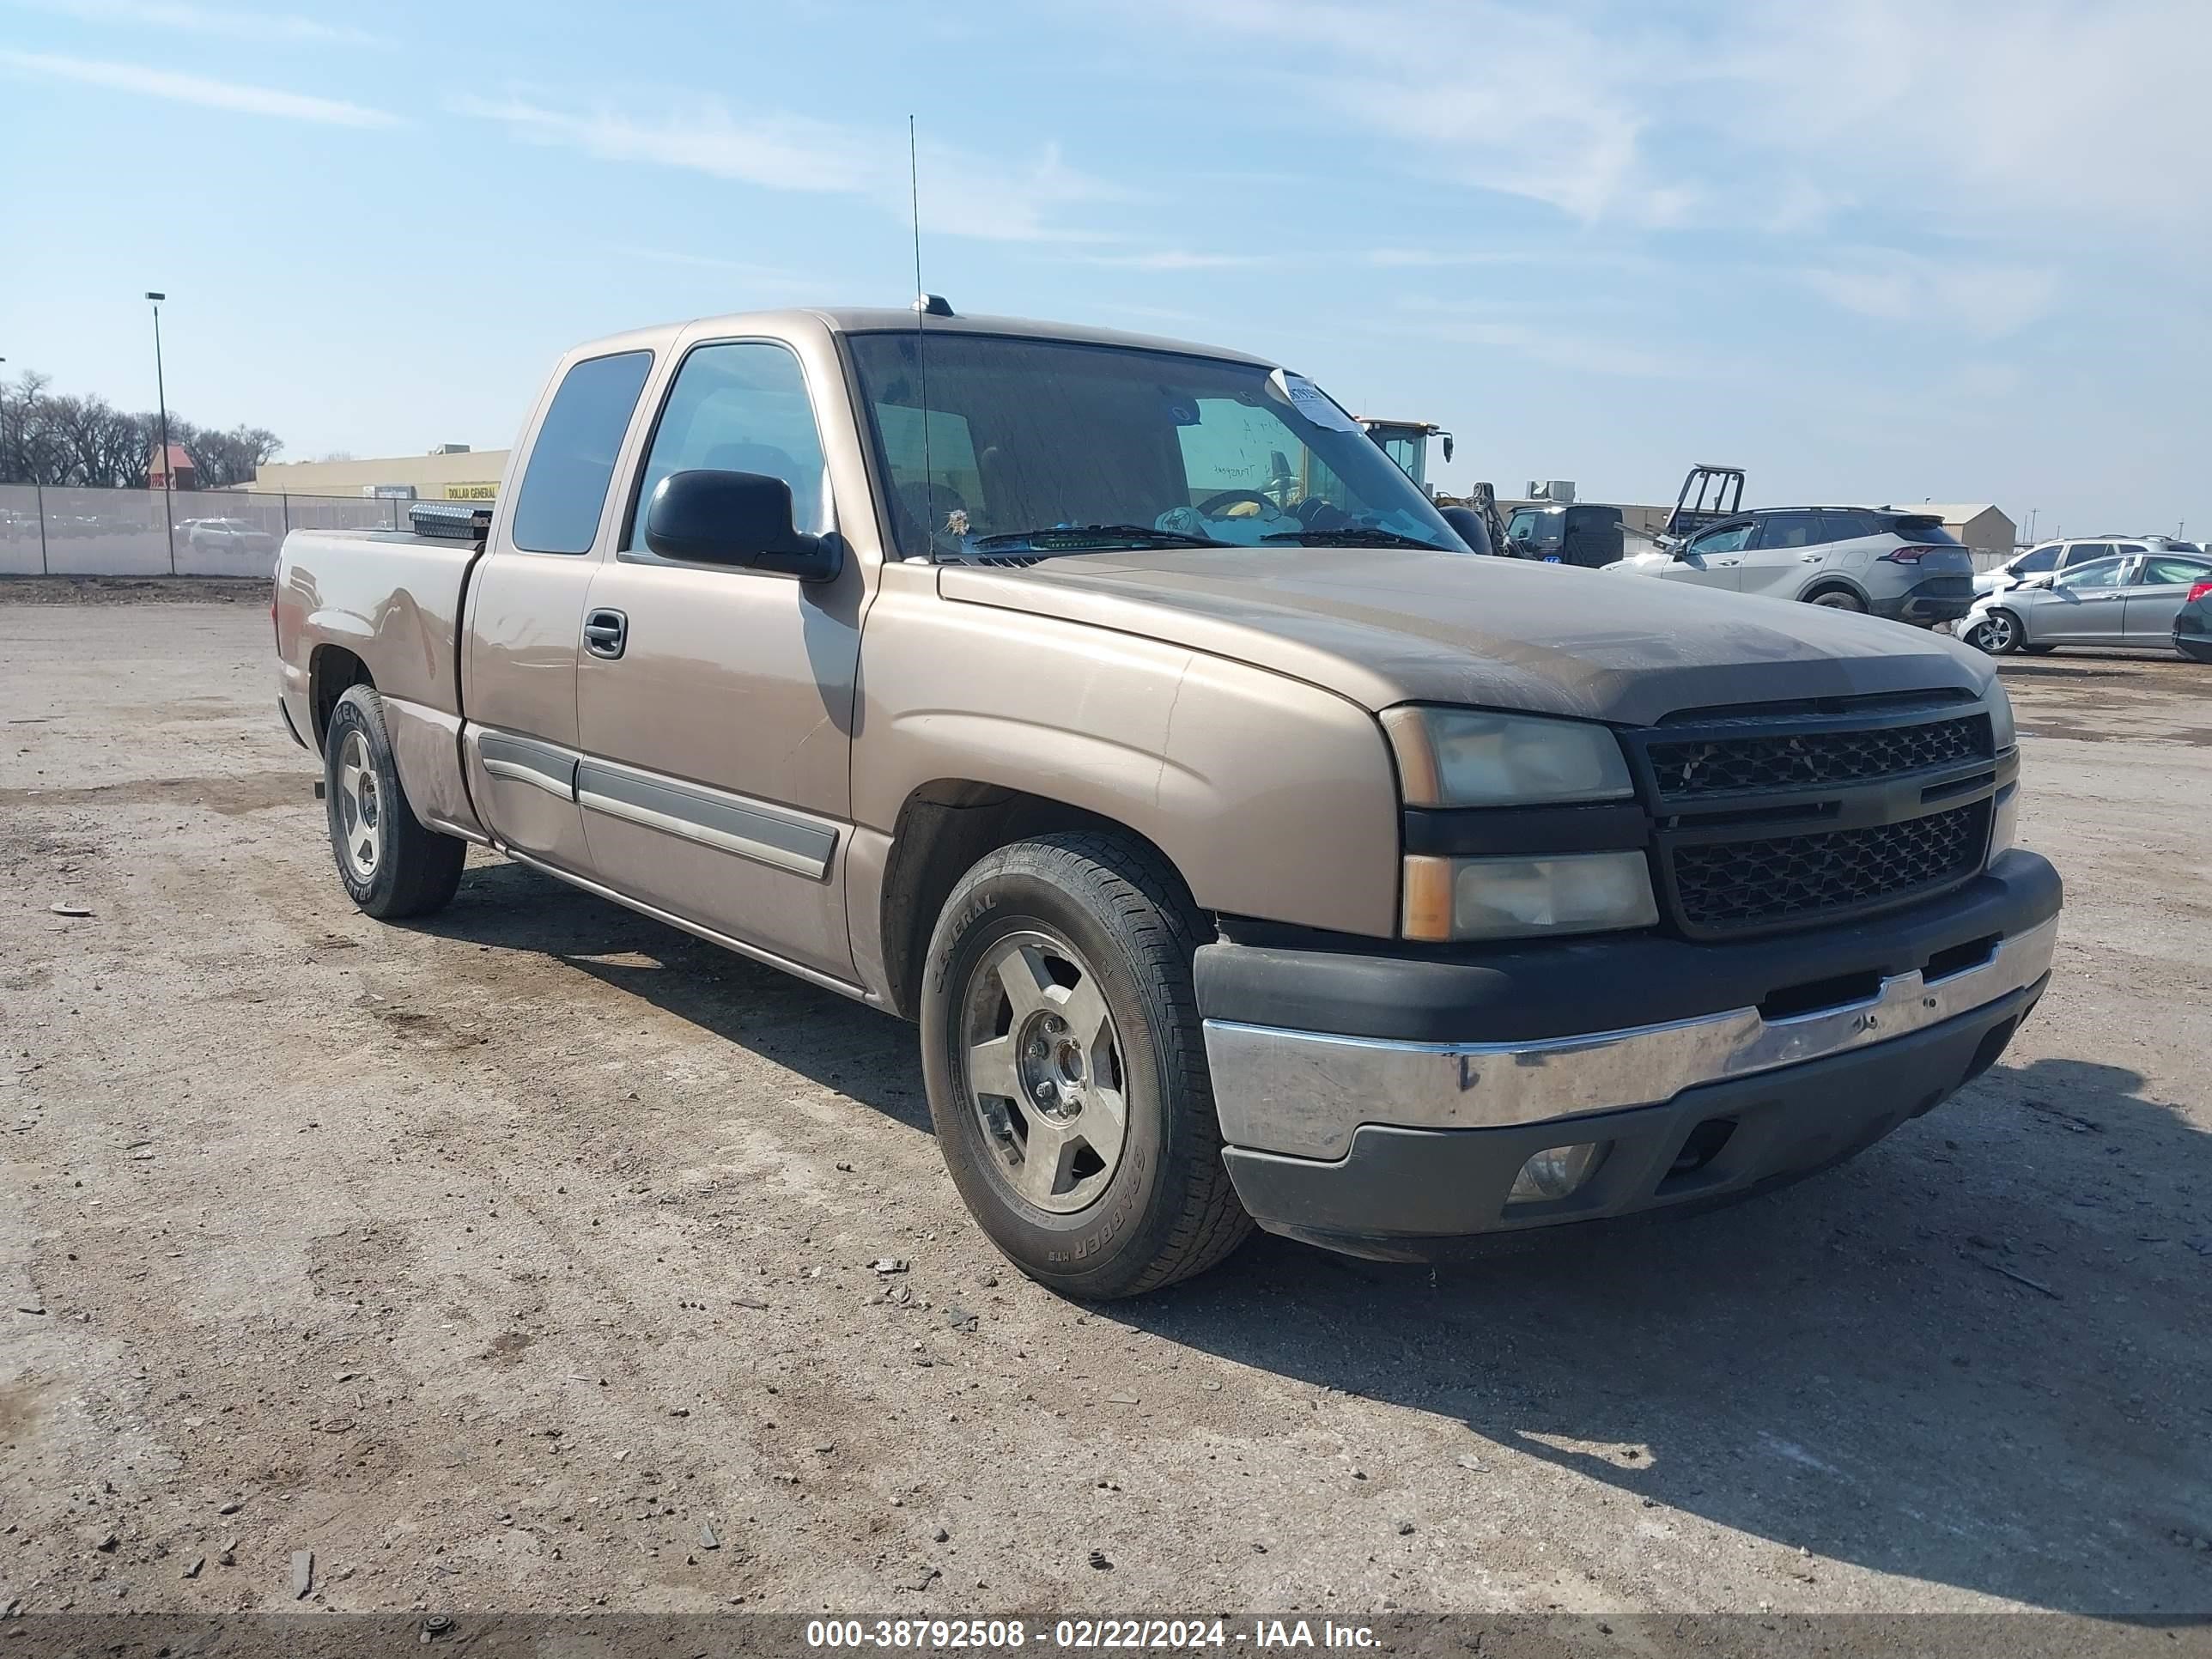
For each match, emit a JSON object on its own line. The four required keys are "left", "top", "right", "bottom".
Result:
{"left": 938, "top": 545, "right": 1996, "bottom": 726}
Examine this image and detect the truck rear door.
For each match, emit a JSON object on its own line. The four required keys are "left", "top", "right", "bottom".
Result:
{"left": 572, "top": 333, "right": 865, "bottom": 983}
{"left": 462, "top": 347, "right": 657, "bottom": 878}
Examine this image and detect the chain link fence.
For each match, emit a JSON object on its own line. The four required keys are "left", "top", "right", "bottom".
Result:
{"left": 0, "top": 484, "right": 420, "bottom": 578}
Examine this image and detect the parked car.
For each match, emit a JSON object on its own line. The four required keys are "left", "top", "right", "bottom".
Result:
{"left": 1960, "top": 550, "right": 2212, "bottom": 654}
{"left": 2172, "top": 573, "right": 2212, "bottom": 662}
{"left": 1605, "top": 506, "right": 1976, "bottom": 625}
{"left": 183, "top": 516, "right": 277, "bottom": 556}
{"left": 1977, "top": 536, "right": 2202, "bottom": 598}
{"left": 1502, "top": 502, "right": 1626, "bottom": 568}
{"left": 272, "top": 304, "right": 2057, "bottom": 1297}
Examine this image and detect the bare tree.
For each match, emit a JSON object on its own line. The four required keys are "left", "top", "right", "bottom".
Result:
{"left": 0, "top": 370, "right": 288, "bottom": 489}
{"left": 182, "top": 423, "right": 284, "bottom": 489}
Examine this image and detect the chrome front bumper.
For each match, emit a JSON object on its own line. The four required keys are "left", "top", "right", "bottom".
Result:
{"left": 1203, "top": 914, "right": 2058, "bottom": 1161}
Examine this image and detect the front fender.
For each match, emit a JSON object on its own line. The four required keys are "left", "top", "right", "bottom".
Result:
{"left": 853, "top": 578, "right": 1402, "bottom": 939}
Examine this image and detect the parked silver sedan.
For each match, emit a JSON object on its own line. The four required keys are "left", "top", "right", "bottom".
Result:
{"left": 1960, "top": 550, "right": 2212, "bottom": 654}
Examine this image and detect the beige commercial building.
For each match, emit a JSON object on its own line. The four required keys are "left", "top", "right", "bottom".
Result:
{"left": 1883, "top": 503, "right": 2015, "bottom": 559}
{"left": 246, "top": 447, "right": 511, "bottom": 501}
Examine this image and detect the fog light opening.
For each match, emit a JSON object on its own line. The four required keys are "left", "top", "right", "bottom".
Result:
{"left": 1507, "top": 1140, "right": 1607, "bottom": 1204}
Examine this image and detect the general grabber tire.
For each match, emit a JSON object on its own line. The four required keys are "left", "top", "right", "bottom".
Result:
{"left": 919, "top": 831, "right": 1253, "bottom": 1298}
{"left": 323, "top": 684, "right": 466, "bottom": 921}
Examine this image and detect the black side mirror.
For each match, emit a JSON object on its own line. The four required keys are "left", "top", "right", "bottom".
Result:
{"left": 644, "top": 469, "right": 842, "bottom": 582}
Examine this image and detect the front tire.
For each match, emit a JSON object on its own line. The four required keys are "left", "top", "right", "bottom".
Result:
{"left": 919, "top": 832, "right": 1251, "bottom": 1298}
{"left": 1966, "top": 610, "right": 2024, "bottom": 654}
{"left": 323, "top": 684, "right": 465, "bottom": 920}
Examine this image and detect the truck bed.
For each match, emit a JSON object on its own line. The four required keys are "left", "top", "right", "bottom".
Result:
{"left": 274, "top": 522, "right": 483, "bottom": 740}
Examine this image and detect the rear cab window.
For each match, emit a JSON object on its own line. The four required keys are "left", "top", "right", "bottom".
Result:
{"left": 509, "top": 349, "right": 655, "bottom": 555}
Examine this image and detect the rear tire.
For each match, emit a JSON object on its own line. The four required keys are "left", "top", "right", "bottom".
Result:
{"left": 323, "top": 684, "right": 465, "bottom": 920}
{"left": 1807, "top": 587, "right": 1867, "bottom": 612}
{"left": 919, "top": 831, "right": 1252, "bottom": 1299}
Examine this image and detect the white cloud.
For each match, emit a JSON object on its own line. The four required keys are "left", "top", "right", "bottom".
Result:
{"left": 1799, "top": 255, "right": 2059, "bottom": 340}
{"left": 9, "top": 0, "right": 378, "bottom": 46}
{"left": 1723, "top": 0, "right": 2212, "bottom": 236}
{"left": 1068, "top": 250, "right": 1266, "bottom": 270}
{"left": 1128, "top": 0, "right": 1698, "bottom": 227}
{"left": 1379, "top": 299, "right": 1695, "bottom": 380}
{"left": 454, "top": 94, "right": 1123, "bottom": 245}
{"left": 0, "top": 48, "right": 398, "bottom": 124}
{"left": 1118, "top": 0, "right": 2212, "bottom": 245}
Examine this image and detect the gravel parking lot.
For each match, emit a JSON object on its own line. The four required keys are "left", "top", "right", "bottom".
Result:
{"left": 3, "top": 588, "right": 2209, "bottom": 1620}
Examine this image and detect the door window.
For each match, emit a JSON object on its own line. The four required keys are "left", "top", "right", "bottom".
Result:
{"left": 625, "top": 342, "right": 831, "bottom": 551}
{"left": 1505, "top": 507, "right": 1561, "bottom": 549}
{"left": 2142, "top": 557, "right": 2212, "bottom": 586}
{"left": 510, "top": 349, "right": 654, "bottom": 555}
{"left": 1751, "top": 510, "right": 1823, "bottom": 549}
{"left": 1686, "top": 520, "right": 1753, "bottom": 556}
{"left": 2061, "top": 542, "right": 2115, "bottom": 568}
{"left": 2011, "top": 546, "right": 2060, "bottom": 574}
{"left": 2053, "top": 557, "right": 2130, "bottom": 590}
{"left": 1816, "top": 511, "right": 1881, "bottom": 543}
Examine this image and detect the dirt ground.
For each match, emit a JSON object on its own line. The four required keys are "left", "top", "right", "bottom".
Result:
{"left": 2, "top": 598, "right": 2209, "bottom": 1622}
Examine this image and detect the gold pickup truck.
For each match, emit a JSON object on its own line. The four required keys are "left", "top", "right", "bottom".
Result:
{"left": 273, "top": 303, "right": 2059, "bottom": 1297}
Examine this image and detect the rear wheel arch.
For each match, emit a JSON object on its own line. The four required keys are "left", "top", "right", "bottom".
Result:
{"left": 1800, "top": 578, "right": 1871, "bottom": 611}
{"left": 879, "top": 781, "right": 1200, "bottom": 1022}
{"left": 308, "top": 645, "right": 374, "bottom": 751}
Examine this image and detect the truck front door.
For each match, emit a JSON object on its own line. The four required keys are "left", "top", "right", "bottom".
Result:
{"left": 574, "top": 337, "right": 864, "bottom": 984}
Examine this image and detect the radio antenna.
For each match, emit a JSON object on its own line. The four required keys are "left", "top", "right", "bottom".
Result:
{"left": 908, "top": 114, "right": 935, "bottom": 561}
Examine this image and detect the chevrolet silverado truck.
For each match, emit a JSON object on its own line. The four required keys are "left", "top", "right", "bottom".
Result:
{"left": 273, "top": 303, "right": 2061, "bottom": 1298}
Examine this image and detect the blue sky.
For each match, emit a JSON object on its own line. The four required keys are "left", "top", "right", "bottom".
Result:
{"left": 3, "top": 0, "right": 2205, "bottom": 538}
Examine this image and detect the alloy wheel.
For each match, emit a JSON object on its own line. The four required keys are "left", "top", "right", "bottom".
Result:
{"left": 958, "top": 929, "right": 1128, "bottom": 1214}
{"left": 334, "top": 729, "right": 383, "bottom": 881}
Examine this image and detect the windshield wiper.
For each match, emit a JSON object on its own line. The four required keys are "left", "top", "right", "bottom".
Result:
{"left": 967, "top": 524, "right": 1228, "bottom": 552}
{"left": 1261, "top": 526, "right": 1445, "bottom": 550}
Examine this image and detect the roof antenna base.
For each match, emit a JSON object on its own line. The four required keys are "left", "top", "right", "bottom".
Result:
{"left": 913, "top": 293, "right": 953, "bottom": 317}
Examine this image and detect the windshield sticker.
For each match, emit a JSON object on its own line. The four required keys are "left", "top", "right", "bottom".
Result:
{"left": 1271, "top": 369, "right": 1362, "bottom": 434}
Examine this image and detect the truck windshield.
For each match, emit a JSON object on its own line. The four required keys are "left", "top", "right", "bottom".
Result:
{"left": 844, "top": 331, "right": 1466, "bottom": 562}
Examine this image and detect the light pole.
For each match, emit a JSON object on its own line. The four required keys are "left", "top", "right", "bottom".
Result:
{"left": 147, "top": 291, "right": 175, "bottom": 574}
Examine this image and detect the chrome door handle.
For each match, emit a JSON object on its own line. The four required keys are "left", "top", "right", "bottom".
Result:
{"left": 583, "top": 609, "right": 628, "bottom": 659}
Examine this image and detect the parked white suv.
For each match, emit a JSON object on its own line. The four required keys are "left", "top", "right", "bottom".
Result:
{"left": 1606, "top": 507, "right": 1977, "bottom": 625}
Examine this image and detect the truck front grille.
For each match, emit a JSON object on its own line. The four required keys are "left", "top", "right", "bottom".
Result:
{"left": 1668, "top": 799, "right": 1991, "bottom": 933}
{"left": 1646, "top": 713, "right": 1990, "bottom": 799}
